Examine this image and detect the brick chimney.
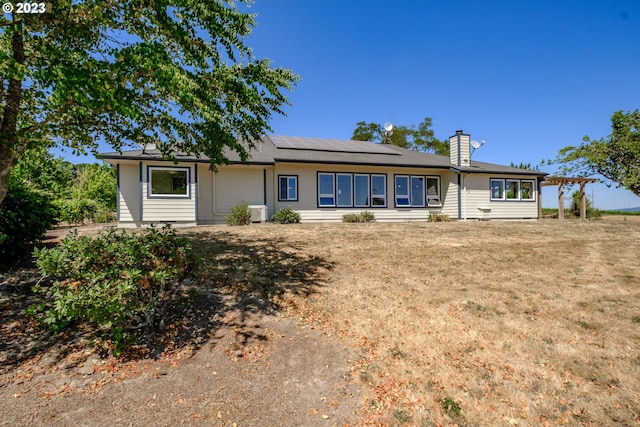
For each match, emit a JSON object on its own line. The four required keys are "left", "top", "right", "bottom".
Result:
{"left": 449, "top": 130, "right": 471, "bottom": 167}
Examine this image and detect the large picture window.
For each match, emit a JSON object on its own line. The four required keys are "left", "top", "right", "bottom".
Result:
{"left": 411, "top": 176, "right": 425, "bottom": 207}
{"left": 317, "top": 172, "right": 387, "bottom": 208}
{"left": 279, "top": 175, "right": 298, "bottom": 201}
{"left": 491, "top": 178, "right": 536, "bottom": 201}
{"left": 371, "top": 175, "right": 387, "bottom": 207}
{"left": 395, "top": 175, "right": 439, "bottom": 207}
{"left": 149, "top": 167, "right": 190, "bottom": 198}
{"left": 426, "top": 177, "right": 442, "bottom": 207}
{"left": 354, "top": 174, "right": 370, "bottom": 207}
{"left": 318, "top": 173, "right": 335, "bottom": 206}
{"left": 395, "top": 176, "right": 410, "bottom": 206}
{"left": 337, "top": 174, "right": 353, "bottom": 207}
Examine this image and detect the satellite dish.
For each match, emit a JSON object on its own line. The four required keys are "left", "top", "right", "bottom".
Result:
{"left": 470, "top": 139, "right": 485, "bottom": 149}
{"left": 384, "top": 122, "right": 393, "bottom": 132}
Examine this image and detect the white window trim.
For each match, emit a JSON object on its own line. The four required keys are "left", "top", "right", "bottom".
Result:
{"left": 490, "top": 178, "right": 506, "bottom": 201}
{"left": 426, "top": 176, "right": 442, "bottom": 207}
{"left": 396, "top": 175, "right": 440, "bottom": 207}
{"left": 318, "top": 173, "right": 336, "bottom": 207}
{"left": 490, "top": 178, "right": 537, "bottom": 202}
{"left": 354, "top": 174, "right": 370, "bottom": 207}
{"left": 148, "top": 166, "right": 190, "bottom": 199}
{"left": 410, "top": 176, "right": 426, "bottom": 207}
{"left": 395, "top": 175, "right": 410, "bottom": 207}
{"left": 521, "top": 179, "right": 536, "bottom": 201}
{"left": 336, "top": 173, "right": 353, "bottom": 207}
{"left": 370, "top": 174, "right": 387, "bottom": 207}
{"left": 278, "top": 175, "right": 298, "bottom": 201}
{"left": 506, "top": 179, "right": 521, "bottom": 200}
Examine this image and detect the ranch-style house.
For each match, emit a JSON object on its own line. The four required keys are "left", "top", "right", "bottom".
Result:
{"left": 100, "top": 130, "right": 547, "bottom": 226}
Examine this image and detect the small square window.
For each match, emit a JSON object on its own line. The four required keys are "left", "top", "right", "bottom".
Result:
{"left": 521, "top": 180, "right": 535, "bottom": 200}
{"left": 506, "top": 180, "right": 520, "bottom": 200}
{"left": 279, "top": 175, "right": 298, "bottom": 201}
{"left": 491, "top": 179, "right": 505, "bottom": 200}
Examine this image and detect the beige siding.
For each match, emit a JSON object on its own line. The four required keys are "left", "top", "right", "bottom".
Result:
{"left": 461, "top": 174, "right": 538, "bottom": 219}
{"left": 141, "top": 162, "right": 196, "bottom": 222}
{"left": 115, "top": 159, "right": 541, "bottom": 225}
{"left": 117, "top": 162, "right": 140, "bottom": 223}
{"left": 272, "top": 163, "right": 450, "bottom": 222}
{"left": 197, "top": 163, "right": 214, "bottom": 223}
{"left": 196, "top": 165, "right": 267, "bottom": 224}
{"left": 440, "top": 171, "right": 459, "bottom": 218}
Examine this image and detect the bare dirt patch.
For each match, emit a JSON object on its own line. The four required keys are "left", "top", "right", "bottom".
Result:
{"left": 0, "top": 226, "right": 364, "bottom": 426}
{"left": 2, "top": 219, "right": 640, "bottom": 426}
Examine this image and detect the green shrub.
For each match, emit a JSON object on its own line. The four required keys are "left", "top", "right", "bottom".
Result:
{"left": 342, "top": 213, "right": 360, "bottom": 223}
{"left": 54, "top": 198, "right": 101, "bottom": 224}
{"left": 569, "top": 191, "right": 601, "bottom": 219}
{"left": 272, "top": 206, "right": 301, "bottom": 224}
{"left": 0, "top": 182, "right": 57, "bottom": 269}
{"left": 342, "top": 211, "right": 376, "bottom": 223}
{"left": 93, "top": 208, "right": 116, "bottom": 224}
{"left": 359, "top": 211, "right": 375, "bottom": 222}
{"left": 225, "top": 202, "right": 251, "bottom": 225}
{"left": 33, "top": 225, "right": 196, "bottom": 355}
{"left": 428, "top": 213, "right": 450, "bottom": 222}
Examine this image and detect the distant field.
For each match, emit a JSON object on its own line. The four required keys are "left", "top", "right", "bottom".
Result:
{"left": 601, "top": 214, "right": 640, "bottom": 221}
{"left": 190, "top": 219, "right": 640, "bottom": 426}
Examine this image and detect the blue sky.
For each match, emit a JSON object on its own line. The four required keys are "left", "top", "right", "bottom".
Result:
{"left": 60, "top": 0, "right": 640, "bottom": 210}
{"left": 240, "top": 0, "right": 640, "bottom": 209}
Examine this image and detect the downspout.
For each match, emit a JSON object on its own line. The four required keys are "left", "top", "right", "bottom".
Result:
{"left": 139, "top": 162, "right": 143, "bottom": 222}
{"left": 263, "top": 168, "right": 267, "bottom": 205}
{"left": 457, "top": 173, "right": 462, "bottom": 220}
{"left": 116, "top": 164, "right": 120, "bottom": 223}
{"left": 194, "top": 164, "right": 198, "bottom": 223}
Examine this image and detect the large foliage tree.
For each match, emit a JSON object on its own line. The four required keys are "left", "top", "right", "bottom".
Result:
{"left": 351, "top": 117, "right": 449, "bottom": 155}
{"left": 554, "top": 110, "right": 640, "bottom": 197}
{"left": 0, "top": 0, "right": 299, "bottom": 204}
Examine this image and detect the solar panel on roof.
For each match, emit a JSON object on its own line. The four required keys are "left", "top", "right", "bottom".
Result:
{"left": 269, "top": 135, "right": 401, "bottom": 155}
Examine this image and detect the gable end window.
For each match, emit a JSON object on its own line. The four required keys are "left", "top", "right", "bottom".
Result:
{"left": 148, "top": 166, "right": 190, "bottom": 198}
{"left": 279, "top": 175, "right": 298, "bottom": 201}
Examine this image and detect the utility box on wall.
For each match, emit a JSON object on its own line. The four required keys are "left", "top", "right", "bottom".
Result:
{"left": 248, "top": 205, "right": 268, "bottom": 223}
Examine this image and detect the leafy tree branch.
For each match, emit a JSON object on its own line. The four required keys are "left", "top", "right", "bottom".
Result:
{"left": 350, "top": 117, "right": 448, "bottom": 155}
{"left": 552, "top": 110, "right": 640, "bottom": 197}
{"left": 0, "top": 0, "right": 299, "bottom": 204}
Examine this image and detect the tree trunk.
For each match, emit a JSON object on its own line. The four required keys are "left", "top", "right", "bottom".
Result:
{"left": 0, "top": 21, "right": 25, "bottom": 205}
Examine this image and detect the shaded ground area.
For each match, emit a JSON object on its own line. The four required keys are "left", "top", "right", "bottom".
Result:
{"left": 0, "top": 226, "right": 365, "bottom": 426}
{"left": 3, "top": 219, "right": 640, "bottom": 426}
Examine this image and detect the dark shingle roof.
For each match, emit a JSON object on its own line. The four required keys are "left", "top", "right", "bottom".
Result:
{"left": 100, "top": 135, "right": 545, "bottom": 176}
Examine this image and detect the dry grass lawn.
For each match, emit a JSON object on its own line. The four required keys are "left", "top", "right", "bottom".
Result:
{"left": 189, "top": 219, "right": 640, "bottom": 426}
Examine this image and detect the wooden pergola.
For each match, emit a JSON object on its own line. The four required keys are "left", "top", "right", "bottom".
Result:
{"left": 541, "top": 176, "right": 597, "bottom": 220}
